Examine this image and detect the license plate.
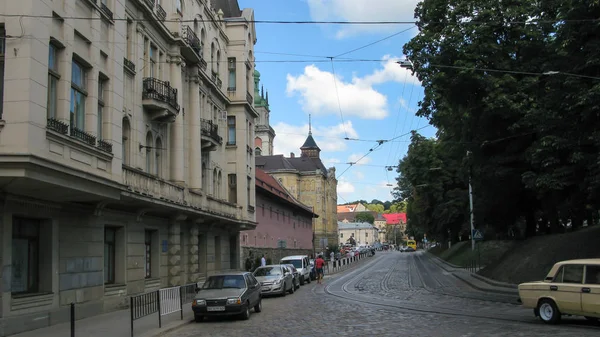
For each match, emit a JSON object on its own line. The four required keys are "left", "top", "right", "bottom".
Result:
{"left": 207, "top": 306, "right": 225, "bottom": 312}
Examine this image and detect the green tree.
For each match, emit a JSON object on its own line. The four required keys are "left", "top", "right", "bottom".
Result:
{"left": 354, "top": 212, "right": 375, "bottom": 224}
{"left": 365, "top": 203, "right": 384, "bottom": 213}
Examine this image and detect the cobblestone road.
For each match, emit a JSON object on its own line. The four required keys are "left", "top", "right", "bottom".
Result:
{"left": 166, "top": 252, "right": 600, "bottom": 337}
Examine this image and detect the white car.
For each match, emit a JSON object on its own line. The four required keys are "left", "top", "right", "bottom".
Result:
{"left": 280, "top": 255, "right": 311, "bottom": 285}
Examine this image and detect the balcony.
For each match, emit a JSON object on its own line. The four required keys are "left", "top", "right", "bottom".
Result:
{"left": 181, "top": 25, "right": 203, "bottom": 63}
{"left": 97, "top": 139, "right": 113, "bottom": 153}
{"left": 200, "top": 119, "right": 222, "bottom": 151}
{"left": 122, "top": 166, "right": 185, "bottom": 205}
{"left": 100, "top": 2, "right": 113, "bottom": 20}
{"left": 70, "top": 126, "right": 97, "bottom": 146}
{"left": 156, "top": 4, "right": 166, "bottom": 21}
{"left": 47, "top": 118, "right": 68, "bottom": 135}
{"left": 248, "top": 205, "right": 255, "bottom": 213}
{"left": 124, "top": 58, "right": 135, "bottom": 73}
{"left": 246, "top": 91, "right": 253, "bottom": 105}
{"left": 199, "top": 57, "right": 208, "bottom": 71}
{"left": 142, "top": 77, "right": 180, "bottom": 122}
{"left": 143, "top": 0, "right": 154, "bottom": 10}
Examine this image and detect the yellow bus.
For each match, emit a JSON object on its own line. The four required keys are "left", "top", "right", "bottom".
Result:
{"left": 406, "top": 240, "right": 417, "bottom": 250}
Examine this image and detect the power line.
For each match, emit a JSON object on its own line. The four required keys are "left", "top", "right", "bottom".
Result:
{"left": 328, "top": 58, "right": 348, "bottom": 138}
{"left": 1, "top": 13, "right": 598, "bottom": 25}
{"left": 334, "top": 26, "right": 416, "bottom": 58}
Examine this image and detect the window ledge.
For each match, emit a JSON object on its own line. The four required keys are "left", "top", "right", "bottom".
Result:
{"left": 47, "top": 129, "right": 114, "bottom": 161}
{"left": 226, "top": 144, "right": 237, "bottom": 148}
{"left": 11, "top": 292, "right": 54, "bottom": 311}
{"left": 104, "top": 283, "right": 126, "bottom": 289}
{"left": 0, "top": 119, "right": 5, "bottom": 132}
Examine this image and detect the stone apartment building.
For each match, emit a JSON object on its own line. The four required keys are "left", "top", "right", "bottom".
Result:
{"left": 256, "top": 127, "right": 338, "bottom": 250}
{"left": 0, "top": 0, "right": 259, "bottom": 334}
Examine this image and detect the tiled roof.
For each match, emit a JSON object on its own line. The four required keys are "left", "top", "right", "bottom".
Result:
{"left": 382, "top": 213, "right": 407, "bottom": 224}
{"left": 337, "top": 204, "right": 357, "bottom": 213}
{"left": 301, "top": 133, "right": 320, "bottom": 150}
{"left": 256, "top": 154, "right": 327, "bottom": 176}
{"left": 255, "top": 168, "right": 317, "bottom": 217}
{"left": 337, "top": 222, "right": 377, "bottom": 230}
{"left": 337, "top": 210, "right": 379, "bottom": 222}
{"left": 211, "top": 0, "right": 242, "bottom": 17}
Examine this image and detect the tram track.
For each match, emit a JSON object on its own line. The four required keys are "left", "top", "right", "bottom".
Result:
{"left": 323, "top": 252, "right": 600, "bottom": 332}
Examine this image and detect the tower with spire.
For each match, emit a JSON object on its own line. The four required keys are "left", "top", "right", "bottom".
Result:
{"left": 253, "top": 69, "right": 275, "bottom": 156}
{"left": 300, "top": 114, "right": 321, "bottom": 159}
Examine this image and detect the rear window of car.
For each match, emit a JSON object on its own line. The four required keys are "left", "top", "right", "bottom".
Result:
{"left": 585, "top": 265, "right": 600, "bottom": 285}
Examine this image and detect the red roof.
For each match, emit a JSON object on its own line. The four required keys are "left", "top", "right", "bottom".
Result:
{"left": 255, "top": 169, "right": 315, "bottom": 215}
{"left": 382, "top": 213, "right": 407, "bottom": 224}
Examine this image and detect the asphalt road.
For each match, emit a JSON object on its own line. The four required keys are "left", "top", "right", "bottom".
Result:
{"left": 165, "top": 251, "right": 600, "bottom": 337}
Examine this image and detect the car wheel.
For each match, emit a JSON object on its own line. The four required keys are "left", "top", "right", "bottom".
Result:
{"left": 289, "top": 282, "right": 295, "bottom": 294}
{"left": 300, "top": 276, "right": 305, "bottom": 285}
{"left": 194, "top": 315, "right": 203, "bottom": 323}
{"left": 254, "top": 298, "right": 262, "bottom": 313}
{"left": 295, "top": 280, "right": 300, "bottom": 290}
{"left": 538, "top": 299, "right": 561, "bottom": 324}
{"left": 241, "top": 303, "right": 251, "bottom": 320}
{"left": 307, "top": 275, "right": 311, "bottom": 283}
{"left": 281, "top": 284, "right": 287, "bottom": 296}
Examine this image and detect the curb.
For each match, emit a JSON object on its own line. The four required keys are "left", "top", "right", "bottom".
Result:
{"left": 147, "top": 319, "right": 194, "bottom": 337}
{"left": 471, "top": 272, "right": 518, "bottom": 289}
{"left": 425, "top": 252, "right": 461, "bottom": 270}
{"left": 452, "top": 272, "right": 518, "bottom": 296}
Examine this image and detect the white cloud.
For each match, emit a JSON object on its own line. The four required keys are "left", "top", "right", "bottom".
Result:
{"left": 307, "top": 0, "right": 420, "bottom": 38}
{"left": 337, "top": 179, "right": 356, "bottom": 194}
{"left": 286, "top": 57, "right": 418, "bottom": 120}
{"left": 272, "top": 121, "right": 358, "bottom": 158}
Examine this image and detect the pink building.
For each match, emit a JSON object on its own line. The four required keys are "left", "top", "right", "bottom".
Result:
{"left": 240, "top": 169, "right": 317, "bottom": 249}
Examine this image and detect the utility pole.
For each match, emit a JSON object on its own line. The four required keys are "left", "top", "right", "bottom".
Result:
{"left": 467, "top": 150, "right": 475, "bottom": 251}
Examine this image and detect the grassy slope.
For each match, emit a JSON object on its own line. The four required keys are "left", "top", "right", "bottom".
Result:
{"left": 431, "top": 226, "right": 600, "bottom": 284}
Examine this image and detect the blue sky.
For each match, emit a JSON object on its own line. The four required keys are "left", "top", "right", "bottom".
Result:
{"left": 239, "top": 0, "right": 437, "bottom": 203}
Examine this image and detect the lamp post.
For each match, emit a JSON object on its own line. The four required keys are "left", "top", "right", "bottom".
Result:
{"left": 467, "top": 150, "right": 475, "bottom": 251}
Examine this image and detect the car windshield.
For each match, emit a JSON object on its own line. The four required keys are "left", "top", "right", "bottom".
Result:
{"left": 282, "top": 260, "right": 302, "bottom": 268}
{"left": 254, "top": 267, "right": 282, "bottom": 277}
{"left": 202, "top": 275, "right": 245, "bottom": 289}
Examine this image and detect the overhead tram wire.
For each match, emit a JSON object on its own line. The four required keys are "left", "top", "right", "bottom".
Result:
{"left": 334, "top": 26, "right": 416, "bottom": 58}
{"left": 328, "top": 58, "right": 349, "bottom": 138}
{"left": 1, "top": 13, "right": 599, "bottom": 25}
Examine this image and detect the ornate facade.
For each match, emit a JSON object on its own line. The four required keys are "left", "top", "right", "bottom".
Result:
{"left": 253, "top": 70, "right": 275, "bottom": 156}
{"left": 0, "top": 0, "right": 259, "bottom": 334}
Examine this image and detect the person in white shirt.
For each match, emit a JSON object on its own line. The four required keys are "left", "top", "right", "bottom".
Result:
{"left": 261, "top": 254, "right": 266, "bottom": 267}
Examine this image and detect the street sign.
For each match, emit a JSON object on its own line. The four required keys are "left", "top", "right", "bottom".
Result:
{"left": 472, "top": 229, "right": 484, "bottom": 241}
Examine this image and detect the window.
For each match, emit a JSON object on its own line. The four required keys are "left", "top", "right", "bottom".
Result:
{"left": 247, "top": 176, "right": 252, "bottom": 208}
{"left": 340, "top": 233, "right": 343, "bottom": 238}
{"left": 98, "top": 77, "right": 107, "bottom": 139}
{"left": 143, "top": 38, "right": 149, "bottom": 76}
{"left": 553, "top": 264, "right": 584, "bottom": 284}
{"left": 254, "top": 147, "right": 261, "bottom": 156}
{"left": 585, "top": 265, "right": 600, "bottom": 285}
{"left": 126, "top": 19, "right": 133, "bottom": 59}
{"left": 149, "top": 45, "right": 157, "bottom": 78}
{"left": 247, "top": 121, "right": 252, "bottom": 145}
{"left": 176, "top": 0, "right": 182, "bottom": 13}
{"left": 122, "top": 118, "right": 131, "bottom": 165}
{"left": 228, "top": 173, "right": 237, "bottom": 204}
{"left": 155, "top": 137, "right": 162, "bottom": 177}
{"left": 145, "top": 132, "right": 153, "bottom": 173}
{"left": 104, "top": 227, "right": 116, "bottom": 284}
{"left": 365, "top": 232, "right": 369, "bottom": 238}
{"left": 12, "top": 218, "right": 41, "bottom": 294}
{"left": 227, "top": 116, "right": 236, "bottom": 145}
{"left": 70, "top": 60, "right": 87, "bottom": 130}
{"left": 144, "top": 230, "right": 152, "bottom": 279}
{"left": 228, "top": 58, "right": 236, "bottom": 91}
{"left": 0, "top": 26, "right": 5, "bottom": 118}
{"left": 47, "top": 43, "right": 60, "bottom": 119}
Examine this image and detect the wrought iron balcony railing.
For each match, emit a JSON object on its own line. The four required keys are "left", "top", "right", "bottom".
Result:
{"left": 246, "top": 91, "right": 253, "bottom": 105}
{"left": 143, "top": 0, "right": 154, "bottom": 10}
{"left": 182, "top": 25, "right": 202, "bottom": 56}
{"left": 70, "top": 126, "right": 97, "bottom": 146}
{"left": 97, "top": 139, "right": 113, "bottom": 153}
{"left": 142, "top": 77, "right": 180, "bottom": 111}
{"left": 124, "top": 57, "right": 135, "bottom": 72}
{"left": 100, "top": 3, "right": 113, "bottom": 20}
{"left": 200, "top": 58, "right": 208, "bottom": 71}
{"left": 47, "top": 118, "right": 69, "bottom": 135}
{"left": 156, "top": 4, "right": 166, "bottom": 21}
{"left": 201, "top": 119, "right": 222, "bottom": 144}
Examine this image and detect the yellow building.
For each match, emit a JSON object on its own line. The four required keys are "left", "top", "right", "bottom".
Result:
{"left": 255, "top": 127, "right": 338, "bottom": 250}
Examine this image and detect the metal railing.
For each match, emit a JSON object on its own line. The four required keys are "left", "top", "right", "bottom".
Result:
{"left": 124, "top": 57, "right": 135, "bottom": 72}
{"left": 464, "top": 259, "right": 480, "bottom": 273}
{"left": 142, "top": 77, "right": 180, "bottom": 111}
{"left": 199, "top": 58, "right": 208, "bottom": 71}
{"left": 156, "top": 4, "right": 166, "bottom": 21}
{"left": 200, "top": 119, "right": 222, "bottom": 144}
{"left": 182, "top": 25, "right": 201, "bottom": 56}
{"left": 70, "top": 126, "right": 97, "bottom": 146}
{"left": 97, "top": 139, "right": 113, "bottom": 153}
{"left": 100, "top": 2, "right": 113, "bottom": 20}
{"left": 143, "top": 0, "right": 154, "bottom": 10}
{"left": 130, "top": 283, "right": 197, "bottom": 337}
{"left": 47, "top": 118, "right": 69, "bottom": 134}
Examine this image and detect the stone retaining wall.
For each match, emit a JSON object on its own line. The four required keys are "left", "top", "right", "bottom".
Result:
{"left": 242, "top": 247, "right": 313, "bottom": 271}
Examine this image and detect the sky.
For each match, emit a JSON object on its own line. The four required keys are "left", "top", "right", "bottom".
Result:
{"left": 239, "top": 0, "right": 437, "bottom": 204}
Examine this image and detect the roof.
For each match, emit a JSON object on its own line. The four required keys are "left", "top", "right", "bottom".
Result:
{"left": 301, "top": 133, "right": 320, "bottom": 150}
{"left": 382, "top": 213, "right": 407, "bottom": 224}
{"left": 255, "top": 168, "right": 317, "bottom": 217}
{"left": 337, "top": 222, "right": 377, "bottom": 230}
{"left": 256, "top": 154, "right": 328, "bottom": 176}
{"left": 337, "top": 204, "right": 358, "bottom": 213}
{"left": 280, "top": 255, "right": 309, "bottom": 260}
{"left": 207, "top": 271, "right": 248, "bottom": 276}
{"left": 337, "top": 210, "right": 379, "bottom": 222}
{"left": 555, "top": 259, "right": 600, "bottom": 265}
{"left": 211, "top": 0, "right": 242, "bottom": 17}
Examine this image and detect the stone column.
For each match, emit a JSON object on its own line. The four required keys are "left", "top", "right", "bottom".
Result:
{"left": 188, "top": 223, "right": 200, "bottom": 283}
{"left": 189, "top": 69, "right": 202, "bottom": 189}
{"left": 169, "top": 56, "right": 185, "bottom": 184}
{"left": 168, "top": 214, "right": 187, "bottom": 286}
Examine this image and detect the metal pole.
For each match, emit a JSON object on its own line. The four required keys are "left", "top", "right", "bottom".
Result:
{"left": 157, "top": 291, "right": 162, "bottom": 328}
{"left": 70, "top": 302, "right": 75, "bottom": 337}
{"left": 468, "top": 151, "right": 475, "bottom": 251}
{"left": 130, "top": 297, "right": 134, "bottom": 337}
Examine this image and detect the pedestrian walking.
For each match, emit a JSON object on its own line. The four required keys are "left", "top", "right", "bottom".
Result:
{"left": 261, "top": 254, "right": 266, "bottom": 267}
{"left": 315, "top": 255, "right": 326, "bottom": 284}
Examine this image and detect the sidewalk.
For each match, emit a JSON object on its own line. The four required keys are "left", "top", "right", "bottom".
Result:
{"left": 426, "top": 252, "right": 518, "bottom": 296}
{"left": 10, "top": 305, "right": 194, "bottom": 337}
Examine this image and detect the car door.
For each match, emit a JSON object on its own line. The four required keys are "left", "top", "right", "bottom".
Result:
{"left": 244, "top": 274, "right": 257, "bottom": 306}
{"left": 551, "top": 264, "right": 584, "bottom": 314}
{"left": 582, "top": 264, "right": 600, "bottom": 315}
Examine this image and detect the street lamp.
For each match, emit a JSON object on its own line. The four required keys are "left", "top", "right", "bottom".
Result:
{"left": 467, "top": 150, "right": 475, "bottom": 251}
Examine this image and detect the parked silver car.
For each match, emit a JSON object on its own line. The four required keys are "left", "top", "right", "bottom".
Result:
{"left": 282, "top": 263, "right": 301, "bottom": 290}
{"left": 253, "top": 265, "right": 294, "bottom": 296}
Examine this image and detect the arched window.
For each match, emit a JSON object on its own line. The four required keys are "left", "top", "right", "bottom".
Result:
{"left": 216, "top": 50, "right": 221, "bottom": 75}
{"left": 122, "top": 118, "right": 131, "bottom": 165}
{"left": 254, "top": 147, "right": 261, "bottom": 156}
{"left": 217, "top": 171, "right": 222, "bottom": 198}
{"left": 145, "top": 132, "right": 153, "bottom": 173}
{"left": 193, "top": 18, "right": 198, "bottom": 34}
{"left": 176, "top": 0, "right": 183, "bottom": 14}
{"left": 200, "top": 28, "right": 206, "bottom": 56}
{"left": 212, "top": 168, "right": 218, "bottom": 196}
{"left": 155, "top": 137, "right": 163, "bottom": 177}
{"left": 202, "top": 162, "right": 208, "bottom": 191}
{"left": 210, "top": 43, "right": 215, "bottom": 74}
